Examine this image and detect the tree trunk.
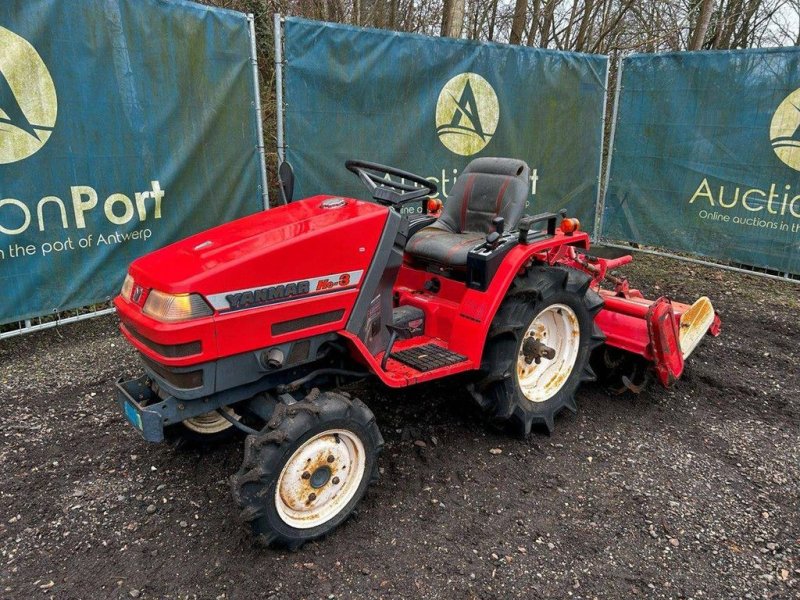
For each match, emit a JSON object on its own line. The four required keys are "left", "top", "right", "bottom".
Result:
{"left": 688, "top": 0, "right": 715, "bottom": 50}
{"left": 441, "top": 0, "right": 465, "bottom": 38}
{"left": 487, "top": 0, "right": 499, "bottom": 41}
{"left": 526, "top": 0, "right": 542, "bottom": 46}
{"left": 441, "top": 0, "right": 450, "bottom": 36}
{"left": 574, "top": 0, "right": 595, "bottom": 52}
{"left": 509, "top": 0, "right": 527, "bottom": 45}
{"left": 540, "top": 0, "right": 558, "bottom": 48}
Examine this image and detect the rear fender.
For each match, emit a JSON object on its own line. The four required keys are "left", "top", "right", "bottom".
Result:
{"left": 448, "top": 233, "right": 591, "bottom": 364}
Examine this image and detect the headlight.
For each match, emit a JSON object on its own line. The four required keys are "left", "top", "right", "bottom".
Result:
{"left": 120, "top": 274, "right": 134, "bottom": 300}
{"left": 142, "top": 290, "right": 213, "bottom": 322}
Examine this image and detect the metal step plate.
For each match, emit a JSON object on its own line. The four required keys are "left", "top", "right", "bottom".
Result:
{"left": 390, "top": 343, "right": 467, "bottom": 372}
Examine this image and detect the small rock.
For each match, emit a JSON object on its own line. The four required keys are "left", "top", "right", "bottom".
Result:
{"left": 179, "top": 520, "right": 188, "bottom": 528}
{"left": 669, "top": 538, "right": 680, "bottom": 547}
{"left": 129, "top": 590, "right": 140, "bottom": 598}
{"left": 489, "top": 448, "right": 502, "bottom": 455}
{"left": 146, "top": 504, "right": 157, "bottom": 515}
{"left": 414, "top": 440, "right": 427, "bottom": 448}
{"left": 649, "top": 530, "right": 658, "bottom": 539}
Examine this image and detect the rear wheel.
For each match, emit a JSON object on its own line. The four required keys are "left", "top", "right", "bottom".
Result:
{"left": 470, "top": 266, "right": 604, "bottom": 434}
{"left": 230, "top": 390, "right": 383, "bottom": 549}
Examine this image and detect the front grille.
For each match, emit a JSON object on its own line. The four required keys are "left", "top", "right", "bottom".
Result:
{"left": 125, "top": 324, "right": 201, "bottom": 358}
{"left": 271, "top": 309, "right": 345, "bottom": 335}
{"left": 141, "top": 355, "right": 203, "bottom": 390}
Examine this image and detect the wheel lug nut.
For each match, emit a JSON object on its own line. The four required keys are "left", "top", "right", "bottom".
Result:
{"left": 308, "top": 493, "right": 317, "bottom": 501}
{"left": 332, "top": 477, "right": 340, "bottom": 485}
{"left": 301, "top": 471, "right": 311, "bottom": 480}
{"left": 327, "top": 455, "right": 335, "bottom": 463}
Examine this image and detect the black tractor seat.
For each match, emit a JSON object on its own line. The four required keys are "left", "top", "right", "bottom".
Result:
{"left": 405, "top": 157, "right": 530, "bottom": 270}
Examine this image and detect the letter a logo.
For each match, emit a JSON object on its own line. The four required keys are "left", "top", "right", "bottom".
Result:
{"left": 770, "top": 87, "right": 800, "bottom": 172}
{"left": 0, "top": 26, "right": 58, "bottom": 164}
{"left": 436, "top": 73, "right": 499, "bottom": 156}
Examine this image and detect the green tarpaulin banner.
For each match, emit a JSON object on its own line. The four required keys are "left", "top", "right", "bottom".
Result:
{"left": 0, "top": 0, "right": 263, "bottom": 324}
{"left": 603, "top": 50, "right": 800, "bottom": 276}
{"left": 283, "top": 18, "right": 608, "bottom": 230}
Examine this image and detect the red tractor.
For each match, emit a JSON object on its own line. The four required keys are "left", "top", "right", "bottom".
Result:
{"left": 114, "top": 158, "right": 720, "bottom": 548}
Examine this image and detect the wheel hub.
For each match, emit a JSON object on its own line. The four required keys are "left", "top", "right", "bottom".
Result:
{"left": 516, "top": 303, "right": 581, "bottom": 403}
{"left": 275, "top": 429, "right": 366, "bottom": 529}
{"left": 309, "top": 466, "right": 332, "bottom": 489}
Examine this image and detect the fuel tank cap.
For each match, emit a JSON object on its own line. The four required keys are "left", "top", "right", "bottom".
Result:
{"left": 320, "top": 197, "right": 347, "bottom": 209}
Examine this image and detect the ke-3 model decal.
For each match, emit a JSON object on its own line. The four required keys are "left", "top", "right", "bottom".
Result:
{"left": 206, "top": 270, "right": 364, "bottom": 312}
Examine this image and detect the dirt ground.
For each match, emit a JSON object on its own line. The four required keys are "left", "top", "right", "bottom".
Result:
{"left": 0, "top": 252, "right": 797, "bottom": 600}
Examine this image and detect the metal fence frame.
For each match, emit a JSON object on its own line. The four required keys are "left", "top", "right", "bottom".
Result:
{"left": 6, "top": 23, "right": 798, "bottom": 341}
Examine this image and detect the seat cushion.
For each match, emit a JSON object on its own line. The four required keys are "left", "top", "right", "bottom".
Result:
{"left": 404, "top": 225, "right": 485, "bottom": 269}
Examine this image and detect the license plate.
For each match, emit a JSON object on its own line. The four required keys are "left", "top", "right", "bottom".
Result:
{"left": 124, "top": 401, "right": 143, "bottom": 430}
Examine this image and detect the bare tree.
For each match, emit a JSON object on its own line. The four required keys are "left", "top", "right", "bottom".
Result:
{"left": 509, "top": 0, "right": 528, "bottom": 43}
{"left": 689, "top": 0, "right": 717, "bottom": 49}
{"left": 441, "top": 0, "right": 466, "bottom": 36}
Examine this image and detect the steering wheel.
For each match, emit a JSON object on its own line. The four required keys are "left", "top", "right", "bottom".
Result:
{"left": 346, "top": 160, "right": 437, "bottom": 208}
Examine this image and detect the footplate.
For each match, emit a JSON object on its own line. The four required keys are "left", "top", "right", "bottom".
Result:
{"left": 390, "top": 343, "right": 467, "bottom": 372}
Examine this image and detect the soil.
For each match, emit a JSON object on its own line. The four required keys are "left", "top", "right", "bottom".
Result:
{"left": 0, "top": 251, "right": 797, "bottom": 600}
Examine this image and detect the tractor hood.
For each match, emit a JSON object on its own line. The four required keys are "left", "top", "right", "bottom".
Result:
{"left": 127, "top": 195, "right": 389, "bottom": 298}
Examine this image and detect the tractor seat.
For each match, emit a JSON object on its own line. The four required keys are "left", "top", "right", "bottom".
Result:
{"left": 406, "top": 157, "right": 530, "bottom": 270}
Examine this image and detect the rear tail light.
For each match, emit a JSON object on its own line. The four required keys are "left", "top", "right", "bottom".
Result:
{"left": 121, "top": 274, "right": 134, "bottom": 300}
{"left": 560, "top": 217, "right": 581, "bottom": 234}
{"left": 143, "top": 290, "right": 213, "bottom": 322}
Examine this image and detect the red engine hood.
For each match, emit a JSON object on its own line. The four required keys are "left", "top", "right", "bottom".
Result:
{"left": 128, "top": 195, "right": 389, "bottom": 296}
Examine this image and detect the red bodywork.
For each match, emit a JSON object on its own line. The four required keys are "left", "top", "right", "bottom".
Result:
{"left": 115, "top": 195, "right": 719, "bottom": 393}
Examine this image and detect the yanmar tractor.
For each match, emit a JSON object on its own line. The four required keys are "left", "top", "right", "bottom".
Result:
{"left": 114, "top": 158, "right": 720, "bottom": 548}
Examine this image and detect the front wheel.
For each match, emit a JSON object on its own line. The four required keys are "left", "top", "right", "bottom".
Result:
{"left": 230, "top": 390, "right": 383, "bottom": 549}
{"left": 470, "top": 266, "right": 604, "bottom": 435}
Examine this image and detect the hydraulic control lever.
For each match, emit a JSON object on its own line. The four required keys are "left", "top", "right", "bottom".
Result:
{"left": 486, "top": 216, "right": 505, "bottom": 249}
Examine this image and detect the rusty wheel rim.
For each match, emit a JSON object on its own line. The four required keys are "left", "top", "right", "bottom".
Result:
{"left": 183, "top": 407, "right": 238, "bottom": 435}
{"left": 516, "top": 304, "right": 580, "bottom": 403}
{"left": 275, "top": 429, "right": 366, "bottom": 529}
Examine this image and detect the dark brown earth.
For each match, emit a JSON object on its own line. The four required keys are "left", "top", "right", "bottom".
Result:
{"left": 1, "top": 252, "right": 798, "bottom": 600}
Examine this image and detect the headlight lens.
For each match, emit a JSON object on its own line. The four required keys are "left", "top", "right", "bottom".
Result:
{"left": 142, "top": 290, "right": 213, "bottom": 322}
{"left": 120, "top": 274, "right": 134, "bottom": 300}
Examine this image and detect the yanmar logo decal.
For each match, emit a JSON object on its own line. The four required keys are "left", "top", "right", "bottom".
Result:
{"left": 0, "top": 26, "right": 57, "bottom": 164}
{"left": 207, "top": 271, "right": 364, "bottom": 312}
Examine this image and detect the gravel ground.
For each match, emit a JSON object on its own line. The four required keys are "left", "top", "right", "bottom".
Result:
{"left": 0, "top": 252, "right": 797, "bottom": 600}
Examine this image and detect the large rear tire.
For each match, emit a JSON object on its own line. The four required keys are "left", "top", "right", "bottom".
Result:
{"left": 230, "top": 390, "right": 383, "bottom": 549}
{"left": 469, "top": 266, "right": 604, "bottom": 434}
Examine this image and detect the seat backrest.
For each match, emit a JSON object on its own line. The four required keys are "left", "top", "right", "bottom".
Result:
{"left": 436, "top": 157, "right": 530, "bottom": 235}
